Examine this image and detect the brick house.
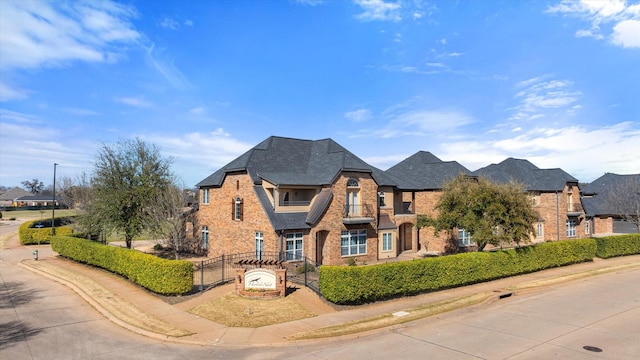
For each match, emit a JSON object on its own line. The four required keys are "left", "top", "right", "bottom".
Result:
{"left": 195, "top": 136, "right": 402, "bottom": 266}
{"left": 473, "top": 158, "right": 587, "bottom": 242}
{"left": 581, "top": 173, "right": 640, "bottom": 235}
{"left": 385, "top": 151, "right": 472, "bottom": 254}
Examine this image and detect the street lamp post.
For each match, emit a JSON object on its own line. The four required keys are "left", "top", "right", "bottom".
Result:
{"left": 52, "top": 163, "right": 58, "bottom": 236}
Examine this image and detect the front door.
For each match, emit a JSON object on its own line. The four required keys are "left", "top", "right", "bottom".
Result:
{"left": 316, "top": 231, "right": 327, "bottom": 265}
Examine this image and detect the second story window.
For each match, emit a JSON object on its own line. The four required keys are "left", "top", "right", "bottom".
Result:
{"left": 233, "top": 197, "right": 243, "bottom": 220}
{"left": 346, "top": 178, "right": 360, "bottom": 215}
{"left": 202, "top": 188, "right": 210, "bottom": 204}
{"left": 378, "top": 192, "right": 386, "bottom": 207}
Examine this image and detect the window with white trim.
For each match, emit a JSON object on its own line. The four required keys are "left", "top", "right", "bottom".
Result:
{"left": 382, "top": 232, "right": 392, "bottom": 252}
{"left": 341, "top": 229, "right": 367, "bottom": 256}
{"left": 585, "top": 220, "right": 590, "bottom": 235}
{"left": 233, "top": 197, "right": 243, "bottom": 220}
{"left": 458, "top": 228, "right": 473, "bottom": 247}
{"left": 536, "top": 223, "right": 544, "bottom": 240}
{"left": 286, "top": 232, "right": 303, "bottom": 261}
{"left": 202, "top": 188, "right": 210, "bottom": 204}
{"left": 255, "top": 231, "right": 264, "bottom": 260}
{"left": 201, "top": 226, "right": 209, "bottom": 249}
{"left": 566, "top": 220, "right": 576, "bottom": 237}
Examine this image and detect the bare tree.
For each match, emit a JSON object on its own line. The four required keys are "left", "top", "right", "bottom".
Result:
{"left": 22, "top": 178, "right": 44, "bottom": 194}
{"left": 606, "top": 176, "right": 640, "bottom": 232}
{"left": 147, "top": 182, "right": 194, "bottom": 259}
{"left": 58, "top": 172, "right": 93, "bottom": 210}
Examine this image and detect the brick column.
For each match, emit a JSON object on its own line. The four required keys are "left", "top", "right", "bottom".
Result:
{"left": 234, "top": 268, "right": 246, "bottom": 295}
{"left": 275, "top": 268, "right": 287, "bottom": 297}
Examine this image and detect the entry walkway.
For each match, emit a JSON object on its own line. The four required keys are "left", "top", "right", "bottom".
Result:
{"left": 4, "top": 229, "right": 640, "bottom": 347}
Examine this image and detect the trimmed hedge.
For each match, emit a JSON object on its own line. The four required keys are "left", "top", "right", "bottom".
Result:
{"left": 19, "top": 220, "right": 73, "bottom": 245}
{"left": 595, "top": 234, "right": 640, "bottom": 258}
{"left": 320, "top": 238, "right": 596, "bottom": 305}
{"left": 51, "top": 236, "right": 193, "bottom": 295}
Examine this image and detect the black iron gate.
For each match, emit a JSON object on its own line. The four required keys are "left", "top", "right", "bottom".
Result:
{"left": 192, "top": 252, "right": 321, "bottom": 296}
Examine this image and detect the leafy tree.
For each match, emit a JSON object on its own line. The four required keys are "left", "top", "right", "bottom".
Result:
{"left": 22, "top": 178, "right": 44, "bottom": 194}
{"left": 606, "top": 176, "right": 640, "bottom": 233}
{"left": 89, "top": 138, "right": 174, "bottom": 249}
{"left": 423, "top": 175, "right": 538, "bottom": 251}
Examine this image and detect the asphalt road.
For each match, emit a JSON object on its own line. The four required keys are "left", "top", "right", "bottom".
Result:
{"left": 1, "top": 221, "right": 639, "bottom": 359}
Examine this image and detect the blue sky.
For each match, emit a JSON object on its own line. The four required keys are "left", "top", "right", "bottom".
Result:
{"left": 1, "top": 0, "right": 639, "bottom": 189}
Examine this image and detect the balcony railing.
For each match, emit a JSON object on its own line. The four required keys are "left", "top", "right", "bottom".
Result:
{"left": 342, "top": 203, "right": 375, "bottom": 224}
{"left": 278, "top": 200, "right": 311, "bottom": 207}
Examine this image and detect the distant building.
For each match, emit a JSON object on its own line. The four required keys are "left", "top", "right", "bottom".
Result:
{"left": 582, "top": 173, "right": 640, "bottom": 235}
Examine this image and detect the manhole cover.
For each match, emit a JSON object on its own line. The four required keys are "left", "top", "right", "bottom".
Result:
{"left": 583, "top": 345, "right": 603, "bottom": 353}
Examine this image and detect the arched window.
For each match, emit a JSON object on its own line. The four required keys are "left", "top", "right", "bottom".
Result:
{"left": 347, "top": 178, "right": 359, "bottom": 188}
{"left": 232, "top": 197, "right": 243, "bottom": 220}
{"left": 346, "top": 178, "right": 360, "bottom": 215}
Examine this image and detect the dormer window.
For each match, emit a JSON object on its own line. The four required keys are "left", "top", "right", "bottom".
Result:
{"left": 378, "top": 191, "right": 386, "bottom": 207}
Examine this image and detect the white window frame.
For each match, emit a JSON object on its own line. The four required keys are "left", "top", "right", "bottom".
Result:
{"left": 201, "top": 226, "right": 209, "bottom": 249}
{"left": 585, "top": 220, "right": 590, "bottom": 235}
{"left": 341, "top": 229, "right": 367, "bottom": 256}
{"left": 458, "top": 228, "right": 473, "bottom": 247}
{"left": 382, "top": 232, "right": 392, "bottom": 252}
{"left": 285, "top": 232, "right": 303, "bottom": 261}
{"left": 536, "top": 223, "right": 544, "bottom": 240}
{"left": 234, "top": 197, "right": 242, "bottom": 220}
{"left": 202, "top": 188, "right": 210, "bottom": 204}
{"left": 255, "top": 231, "right": 264, "bottom": 260}
{"left": 566, "top": 220, "right": 576, "bottom": 237}
{"left": 378, "top": 191, "right": 386, "bottom": 207}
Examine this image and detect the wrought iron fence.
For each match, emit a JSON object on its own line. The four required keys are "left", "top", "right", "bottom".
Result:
{"left": 192, "top": 251, "right": 321, "bottom": 296}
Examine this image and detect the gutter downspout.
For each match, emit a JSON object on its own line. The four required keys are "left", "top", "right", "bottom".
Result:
{"left": 556, "top": 191, "right": 560, "bottom": 241}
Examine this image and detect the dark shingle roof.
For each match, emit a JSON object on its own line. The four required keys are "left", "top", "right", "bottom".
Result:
{"left": 385, "top": 151, "right": 471, "bottom": 190}
{"left": 472, "top": 158, "right": 577, "bottom": 191}
{"left": 196, "top": 136, "right": 398, "bottom": 188}
{"left": 254, "top": 185, "right": 310, "bottom": 231}
{"left": 581, "top": 173, "right": 640, "bottom": 217}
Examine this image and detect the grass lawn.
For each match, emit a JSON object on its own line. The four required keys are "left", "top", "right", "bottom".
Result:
{"left": 189, "top": 293, "right": 316, "bottom": 328}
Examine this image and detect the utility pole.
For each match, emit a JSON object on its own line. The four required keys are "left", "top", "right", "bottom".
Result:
{"left": 52, "top": 163, "right": 58, "bottom": 236}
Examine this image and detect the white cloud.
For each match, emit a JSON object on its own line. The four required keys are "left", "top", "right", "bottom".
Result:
{"left": 140, "top": 129, "right": 254, "bottom": 185}
{"left": 546, "top": 0, "right": 640, "bottom": 49}
{"left": 0, "top": 81, "right": 28, "bottom": 102}
{"left": 438, "top": 121, "right": 640, "bottom": 182}
{"left": 354, "top": 0, "right": 402, "bottom": 22}
{"left": 64, "top": 108, "right": 101, "bottom": 116}
{"left": 510, "top": 76, "right": 582, "bottom": 121}
{"left": 116, "top": 97, "right": 153, "bottom": 108}
{"left": 190, "top": 107, "right": 206, "bottom": 115}
{"left": 345, "top": 108, "right": 372, "bottom": 122}
{"left": 145, "top": 44, "right": 192, "bottom": 91}
{"left": 159, "top": 17, "right": 180, "bottom": 30}
{"left": 0, "top": 0, "right": 140, "bottom": 70}
{"left": 612, "top": 19, "right": 640, "bottom": 47}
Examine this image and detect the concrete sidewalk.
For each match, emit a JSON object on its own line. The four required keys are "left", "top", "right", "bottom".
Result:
{"left": 5, "top": 231, "right": 640, "bottom": 347}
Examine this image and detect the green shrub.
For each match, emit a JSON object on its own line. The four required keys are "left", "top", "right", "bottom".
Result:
{"left": 319, "top": 239, "right": 596, "bottom": 305}
{"left": 296, "top": 262, "right": 316, "bottom": 275}
{"left": 19, "top": 220, "right": 74, "bottom": 245}
{"left": 51, "top": 235, "right": 193, "bottom": 295}
{"left": 347, "top": 257, "right": 357, "bottom": 266}
{"left": 595, "top": 234, "right": 640, "bottom": 258}
{"left": 153, "top": 243, "right": 164, "bottom": 251}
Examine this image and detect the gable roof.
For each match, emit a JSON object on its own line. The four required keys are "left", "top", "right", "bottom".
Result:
{"left": 581, "top": 173, "right": 640, "bottom": 216}
{"left": 196, "top": 136, "right": 398, "bottom": 188}
{"left": 0, "top": 187, "right": 31, "bottom": 201}
{"left": 386, "top": 151, "right": 471, "bottom": 190}
{"left": 472, "top": 158, "right": 577, "bottom": 191}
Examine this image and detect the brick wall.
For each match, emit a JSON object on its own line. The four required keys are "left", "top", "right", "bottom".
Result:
{"left": 197, "top": 172, "right": 278, "bottom": 258}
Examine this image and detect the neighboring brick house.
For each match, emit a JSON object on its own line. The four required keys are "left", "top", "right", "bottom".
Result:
{"left": 386, "top": 151, "right": 472, "bottom": 254}
{"left": 473, "top": 158, "right": 586, "bottom": 242}
{"left": 581, "top": 173, "right": 640, "bottom": 236}
{"left": 195, "top": 136, "right": 401, "bottom": 266}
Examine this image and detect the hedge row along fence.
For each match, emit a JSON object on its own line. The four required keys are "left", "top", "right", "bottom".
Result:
{"left": 320, "top": 239, "right": 598, "bottom": 305}
{"left": 51, "top": 236, "right": 193, "bottom": 295}
{"left": 19, "top": 219, "right": 74, "bottom": 245}
{"left": 595, "top": 234, "right": 640, "bottom": 258}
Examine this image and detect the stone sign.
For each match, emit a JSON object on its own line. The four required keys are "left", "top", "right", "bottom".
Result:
{"left": 244, "top": 269, "right": 277, "bottom": 290}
